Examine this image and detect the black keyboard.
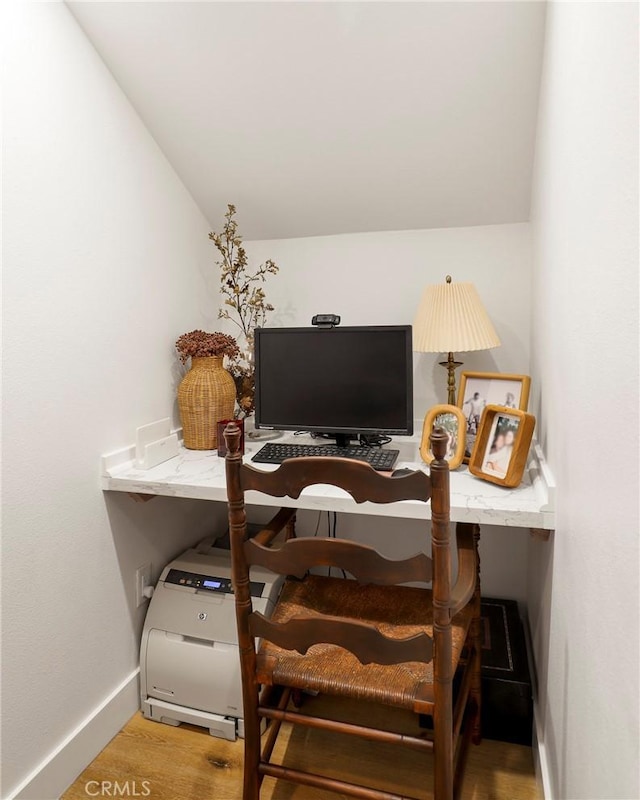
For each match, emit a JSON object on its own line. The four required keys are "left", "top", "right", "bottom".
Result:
{"left": 252, "top": 442, "right": 399, "bottom": 471}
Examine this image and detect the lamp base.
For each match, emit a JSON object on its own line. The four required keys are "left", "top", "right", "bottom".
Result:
{"left": 438, "top": 352, "right": 463, "bottom": 405}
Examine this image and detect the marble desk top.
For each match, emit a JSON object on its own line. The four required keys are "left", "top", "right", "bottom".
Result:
{"left": 101, "top": 430, "right": 555, "bottom": 531}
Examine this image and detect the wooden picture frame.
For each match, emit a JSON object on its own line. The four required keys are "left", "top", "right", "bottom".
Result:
{"left": 420, "top": 404, "right": 466, "bottom": 470}
{"left": 457, "top": 372, "right": 531, "bottom": 462}
{"left": 468, "top": 406, "right": 536, "bottom": 488}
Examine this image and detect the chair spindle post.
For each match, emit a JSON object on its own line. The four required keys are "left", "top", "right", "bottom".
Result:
{"left": 470, "top": 522, "right": 482, "bottom": 745}
{"left": 430, "top": 426, "right": 453, "bottom": 800}
{"left": 224, "top": 422, "right": 261, "bottom": 800}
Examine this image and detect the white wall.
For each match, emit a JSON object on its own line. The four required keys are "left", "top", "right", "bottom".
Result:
{"left": 528, "top": 3, "right": 639, "bottom": 799}
{"left": 1, "top": 4, "right": 225, "bottom": 797}
{"left": 242, "top": 224, "right": 534, "bottom": 604}
{"left": 244, "top": 223, "right": 532, "bottom": 417}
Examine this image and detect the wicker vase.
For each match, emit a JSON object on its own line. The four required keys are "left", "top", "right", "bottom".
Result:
{"left": 178, "top": 356, "right": 236, "bottom": 450}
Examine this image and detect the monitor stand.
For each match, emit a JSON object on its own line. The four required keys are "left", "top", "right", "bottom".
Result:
{"left": 332, "top": 433, "right": 353, "bottom": 449}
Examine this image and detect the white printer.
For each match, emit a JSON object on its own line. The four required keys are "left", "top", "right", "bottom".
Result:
{"left": 140, "top": 537, "right": 282, "bottom": 740}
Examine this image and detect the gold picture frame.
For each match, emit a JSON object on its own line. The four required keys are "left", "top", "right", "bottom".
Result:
{"left": 457, "top": 372, "right": 531, "bottom": 462}
{"left": 468, "top": 406, "right": 536, "bottom": 488}
{"left": 420, "top": 404, "right": 466, "bottom": 470}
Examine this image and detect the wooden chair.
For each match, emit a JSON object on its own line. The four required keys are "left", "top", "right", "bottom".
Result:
{"left": 224, "top": 423, "right": 481, "bottom": 800}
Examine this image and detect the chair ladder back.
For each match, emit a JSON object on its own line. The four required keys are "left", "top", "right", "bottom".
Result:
{"left": 253, "top": 507, "right": 297, "bottom": 546}
{"left": 223, "top": 424, "right": 479, "bottom": 800}
{"left": 450, "top": 524, "right": 478, "bottom": 615}
{"left": 249, "top": 610, "right": 434, "bottom": 666}
{"left": 244, "top": 536, "right": 432, "bottom": 585}
{"left": 238, "top": 456, "right": 432, "bottom": 505}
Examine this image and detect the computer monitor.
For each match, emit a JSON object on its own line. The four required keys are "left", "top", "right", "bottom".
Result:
{"left": 254, "top": 325, "right": 413, "bottom": 446}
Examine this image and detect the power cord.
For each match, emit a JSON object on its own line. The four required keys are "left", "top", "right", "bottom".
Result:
{"left": 328, "top": 512, "right": 347, "bottom": 579}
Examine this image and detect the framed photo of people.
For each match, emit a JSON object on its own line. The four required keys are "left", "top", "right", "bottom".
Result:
{"left": 420, "top": 404, "right": 466, "bottom": 470}
{"left": 468, "top": 406, "right": 536, "bottom": 488}
{"left": 457, "top": 372, "right": 531, "bottom": 462}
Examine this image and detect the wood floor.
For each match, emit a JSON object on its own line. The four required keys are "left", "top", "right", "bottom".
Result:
{"left": 63, "top": 698, "right": 540, "bottom": 800}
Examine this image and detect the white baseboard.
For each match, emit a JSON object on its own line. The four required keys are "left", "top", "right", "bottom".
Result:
{"left": 533, "top": 711, "right": 555, "bottom": 800}
{"left": 522, "top": 607, "right": 553, "bottom": 800}
{"left": 6, "top": 669, "right": 140, "bottom": 800}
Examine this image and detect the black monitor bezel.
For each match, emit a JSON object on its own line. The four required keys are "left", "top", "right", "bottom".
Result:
{"left": 254, "top": 325, "right": 414, "bottom": 437}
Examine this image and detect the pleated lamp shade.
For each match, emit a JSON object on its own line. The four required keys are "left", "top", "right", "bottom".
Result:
{"left": 413, "top": 277, "right": 501, "bottom": 354}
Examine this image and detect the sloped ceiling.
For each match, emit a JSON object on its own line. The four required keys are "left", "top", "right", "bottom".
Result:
{"left": 67, "top": 1, "right": 546, "bottom": 240}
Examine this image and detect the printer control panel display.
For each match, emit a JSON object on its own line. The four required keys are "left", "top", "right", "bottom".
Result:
{"left": 165, "top": 568, "right": 265, "bottom": 597}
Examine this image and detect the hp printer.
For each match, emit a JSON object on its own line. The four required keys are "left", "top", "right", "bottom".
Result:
{"left": 140, "top": 537, "right": 282, "bottom": 740}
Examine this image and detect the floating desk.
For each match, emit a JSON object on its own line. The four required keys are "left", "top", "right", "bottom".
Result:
{"left": 101, "top": 430, "right": 555, "bottom": 538}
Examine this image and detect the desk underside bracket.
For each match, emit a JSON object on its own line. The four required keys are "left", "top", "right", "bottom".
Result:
{"left": 529, "top": 528, "right": 552, "bottom": 541}
{"left": 127, "top": 492, "right": 157, "bottom": 503}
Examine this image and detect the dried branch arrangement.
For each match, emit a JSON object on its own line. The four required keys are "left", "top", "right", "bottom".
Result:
{"left": 209, "top": 204, "right": 279, "bottom": 414}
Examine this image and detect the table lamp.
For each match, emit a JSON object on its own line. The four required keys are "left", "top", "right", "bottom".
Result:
{"left": 413, "top": 275, "right": 501, "bottom": 404}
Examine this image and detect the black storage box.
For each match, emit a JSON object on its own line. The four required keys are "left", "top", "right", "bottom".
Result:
{"left": 480, "top": 598, "right": 533, "bottom": 746}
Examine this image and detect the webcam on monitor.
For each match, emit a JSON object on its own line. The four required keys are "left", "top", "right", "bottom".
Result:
{"left": 311, "top": 314, "right": 341, "bottom": 328}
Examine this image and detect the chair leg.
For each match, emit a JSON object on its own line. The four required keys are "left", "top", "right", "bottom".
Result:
{"left": 470, "top": 524, "right": 482, "bottom": 745}
{"left": 452, "top": 711, "right": 473, "bottom": 800}
{"left": 434, "top": 656, "right": 454, "bottom": 800}
{"left": 434, "top": 727, "right": 454, "bottom": 800}
{"left": 242, "top": 687, "right": 261, "bottom": 800}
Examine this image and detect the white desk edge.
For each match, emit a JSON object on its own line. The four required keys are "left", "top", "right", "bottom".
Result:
{"left": 100, "top": 431, "right": 555, "bottom": 532}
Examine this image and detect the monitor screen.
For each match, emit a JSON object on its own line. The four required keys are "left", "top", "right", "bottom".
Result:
{"left": 254, "top": 326, "right": 413, "bottom": 438}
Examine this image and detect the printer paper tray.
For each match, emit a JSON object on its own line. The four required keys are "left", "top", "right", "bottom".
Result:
{"left": 142, "top": 697, "right": 239, "bottom": 740}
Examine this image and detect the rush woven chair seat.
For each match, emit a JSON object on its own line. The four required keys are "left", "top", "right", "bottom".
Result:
{"left": 257, "top": 575, "right": 475, "bottom": 710}
{"left": 224, "top": 423, "right": 481, "bottom": 800}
